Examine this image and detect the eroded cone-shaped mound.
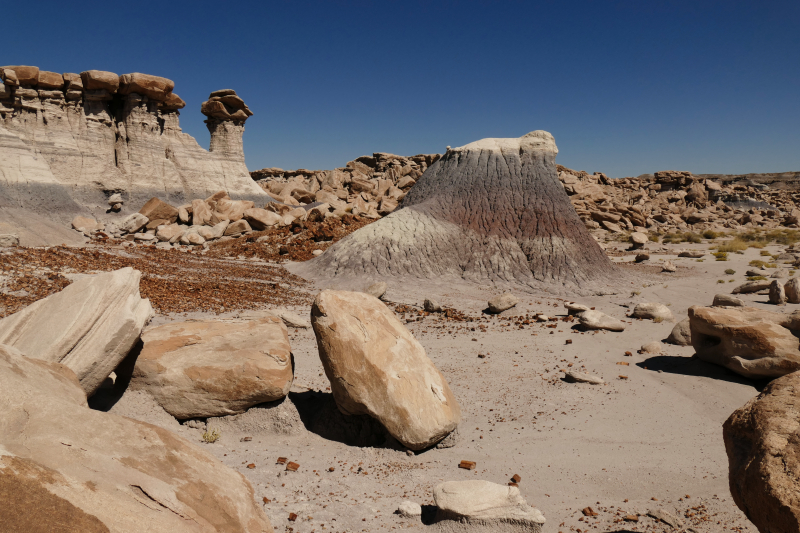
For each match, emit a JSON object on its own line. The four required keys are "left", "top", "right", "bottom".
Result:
{"left": 294, "top": 131, "right": 616, "bottom": 292}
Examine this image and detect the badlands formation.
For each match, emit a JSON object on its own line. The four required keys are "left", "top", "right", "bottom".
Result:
{"left": 3, "top": 66, "right": 800, "bottom": 533}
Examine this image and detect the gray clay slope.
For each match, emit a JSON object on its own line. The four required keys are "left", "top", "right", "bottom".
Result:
{"left": 294, "top": 130, "right": 619, "bottom": 292}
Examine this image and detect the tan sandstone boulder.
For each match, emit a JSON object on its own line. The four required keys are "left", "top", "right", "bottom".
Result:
{"left": 311, "top": 290, "right": 460, "bottom": 450}
{"left": 631, "top": 302, "right": 674, "bottom": 321}
{"left": 0, "top": 344, "right": 274, "bottom": 532}
{"left": 118, "top": 73, "right": 175, "bottom": 101}
{"left": 2, "top": 65, "right": 39, "bottom": 85}
{"left": 37, "top": 70, "right": 64, "bottom": 89}
{"left": 786, "top": 278, "right": 800, "bottom": 304}
{"left": 131, "top": 317, "right": 293, "bottom": 419}
{"left": 80, "top": 70, "right": 119, "bottom": 92}
{"left": 577, "top": 310, "right": 626, "bottom": 331}
{"left": 71, "top": 215, "right": 103, "bottom": 233}
{"left": 433, "top": 480, "right": 545, "bottom": 531}
{"left": 0, "top": 268, "right": 153, "bottom": 395}
{"left": 724, "top": 371, "right": 800, "bottom": 533}
{"left": 689, "top": 305, "right": 800, "bottom": 378}
{"left": 244, "top": 208, "right": 282, "bottom": 230}
{"left": 139, "top": 197, "right": 179, "bottom": 224}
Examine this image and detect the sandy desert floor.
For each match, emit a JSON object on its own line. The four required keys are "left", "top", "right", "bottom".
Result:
{"left": 5, "top": 236, "right": 786, "bottom": 533}
{"left": 73, "top": 237, "right": 795, "bottom": 533}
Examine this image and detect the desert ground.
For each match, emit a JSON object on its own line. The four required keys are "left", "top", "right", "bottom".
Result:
{"left": 6, "top": 232, "right": 790, "bottom": 532}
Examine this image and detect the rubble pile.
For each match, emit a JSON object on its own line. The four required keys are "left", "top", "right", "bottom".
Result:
{"left": 250, "top": 152, "right": 440, "bottom": 219}
{"left": 558, "top": 166, "right": 800, "bottom": 238}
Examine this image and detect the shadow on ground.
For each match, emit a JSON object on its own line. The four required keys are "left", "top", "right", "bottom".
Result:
{"left": 289, "top": 390, "right": 403, "bottom": 449}
{"left": 637, "top": 353, "right": 768, "bottom": 390}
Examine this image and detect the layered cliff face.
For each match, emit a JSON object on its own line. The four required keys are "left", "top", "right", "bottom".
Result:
{"left": 0, "top": 66, "right": 268, "bottom": 221}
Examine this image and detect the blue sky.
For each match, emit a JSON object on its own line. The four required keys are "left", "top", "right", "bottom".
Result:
{"left": 4, "top": 0, "right": 799, "bottom": 177}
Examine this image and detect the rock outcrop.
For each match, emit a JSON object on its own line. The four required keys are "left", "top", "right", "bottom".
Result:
{"left": 0, "top": 66, "right": 268, "bottom": 222}
{"left": 294, "top": 131, "right": 618, "bottom": 293}
{"left": 689, "top": 305, "right": 800, "bottom": 378}
{"left": 433, "top": 480, "right": 545, "bottom": 532}
{"left": 557, "top": 165, "right": 800, "bottom": 238}
{"left": 0, "top": 267, "right": 152, "bottom": 395}
{"left": 724, "top": 371, "right": 800, "bottom": 533}
{"left": 311, "top": 290, "right": 460, "bottom": 450}
{"left": 0, "top": 343, "right": 274, "bottom": 532}
{"left": 130, "top": 316, "right": 294, "bottom": 418}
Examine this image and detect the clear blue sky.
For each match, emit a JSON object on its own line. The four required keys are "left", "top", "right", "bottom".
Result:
{"left": 4, "top": 0, "right": 799, "bottom": 177}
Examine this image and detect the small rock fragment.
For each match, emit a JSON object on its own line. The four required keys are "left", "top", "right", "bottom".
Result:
{"left": 424, "top": 299, "right": 443, "bottom": 313}
{"left": 564, "top": 371, "right": 604, "bottom": 385}
{"left": 397, "top": 500, "right": 422, "bottom": 518}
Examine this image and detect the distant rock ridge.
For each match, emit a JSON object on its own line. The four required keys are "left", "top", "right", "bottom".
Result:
{"left": 0, "top": 66, "right": 268, "bottom": 221}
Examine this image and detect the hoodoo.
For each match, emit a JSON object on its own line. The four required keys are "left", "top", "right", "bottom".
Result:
{"left": 294, "top": 130, "right": 617, "bottom": 292}
{"left": 0, "top": 67, "right": 269, "bottom": 221}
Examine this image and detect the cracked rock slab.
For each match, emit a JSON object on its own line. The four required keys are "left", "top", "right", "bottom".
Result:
{"left": 0, "top": 267, "right": 153, "bottom": 395}
{"left": 433, "top": 480, "right": 545, "bottom": 532}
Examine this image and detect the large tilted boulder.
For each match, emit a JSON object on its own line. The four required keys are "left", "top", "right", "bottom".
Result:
{"left": 724, "top": 371, "right": 800, "bottom": 533}
{"left": 0, "top": 268, "right": 153, "bottom": 394}
{"left": 130, "top": 317, "right": 294, "bottom": 419}
{"left": 311, "top": 290, "right": 460, "bottom": 450}
{"left": 433, "top": 480, "right": 545, "bottom": 532}
{"left": 689, "top": 305, "right": 800, "bottom": 378}
{"left": 294, "top": 131, "right": 618, "bottom": 292}
{"left": 0, "top": 344, "right": 274, "bottom": 532}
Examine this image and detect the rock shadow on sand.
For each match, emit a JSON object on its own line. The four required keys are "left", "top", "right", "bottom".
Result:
{"left": 636, "top": 353, "right": 768, "bottom": 390}
{"left": 289, "top": 390, "right": 403, "bottom": 449}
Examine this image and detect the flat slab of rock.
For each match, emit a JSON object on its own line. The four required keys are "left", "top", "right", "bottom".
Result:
{"left": 713, "top": 294, "right": 744, "bottom": 307}
{"left": 0, "top": 267, "right": 153, "bottom": 395}
{"left": 733, "top": 280, "right": 772, "bottom": 294}
{"left": 0, "top": 344, "right": 273, "bottom": 533}
{"left": 678, "top": 250, "right": 704, "bottom": 258}
{"left": 488, "top": 293, "right": 519, "bottom": 314}
{"left": 577, "top": 310, "right": 625, "bottom": 331}
{"left": 433, "top": 480, "right": 545, "bottom": 531}
{"left": 131, "top": 316, "right": 293, "bottom": 418}
{"left": 689, "top": 305, "right": 800, "bottom": 378}
{"left": 564, "top": 371, "right": 604, "bottom": 384}
{"left": 311, "top": 290, "right": 460, "bottom": 450}
{"left": 724, "top": 371, "right": 800, "bottom": 532}
{"left": 564, "top": 302, "right": 590, "bottom": 315}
